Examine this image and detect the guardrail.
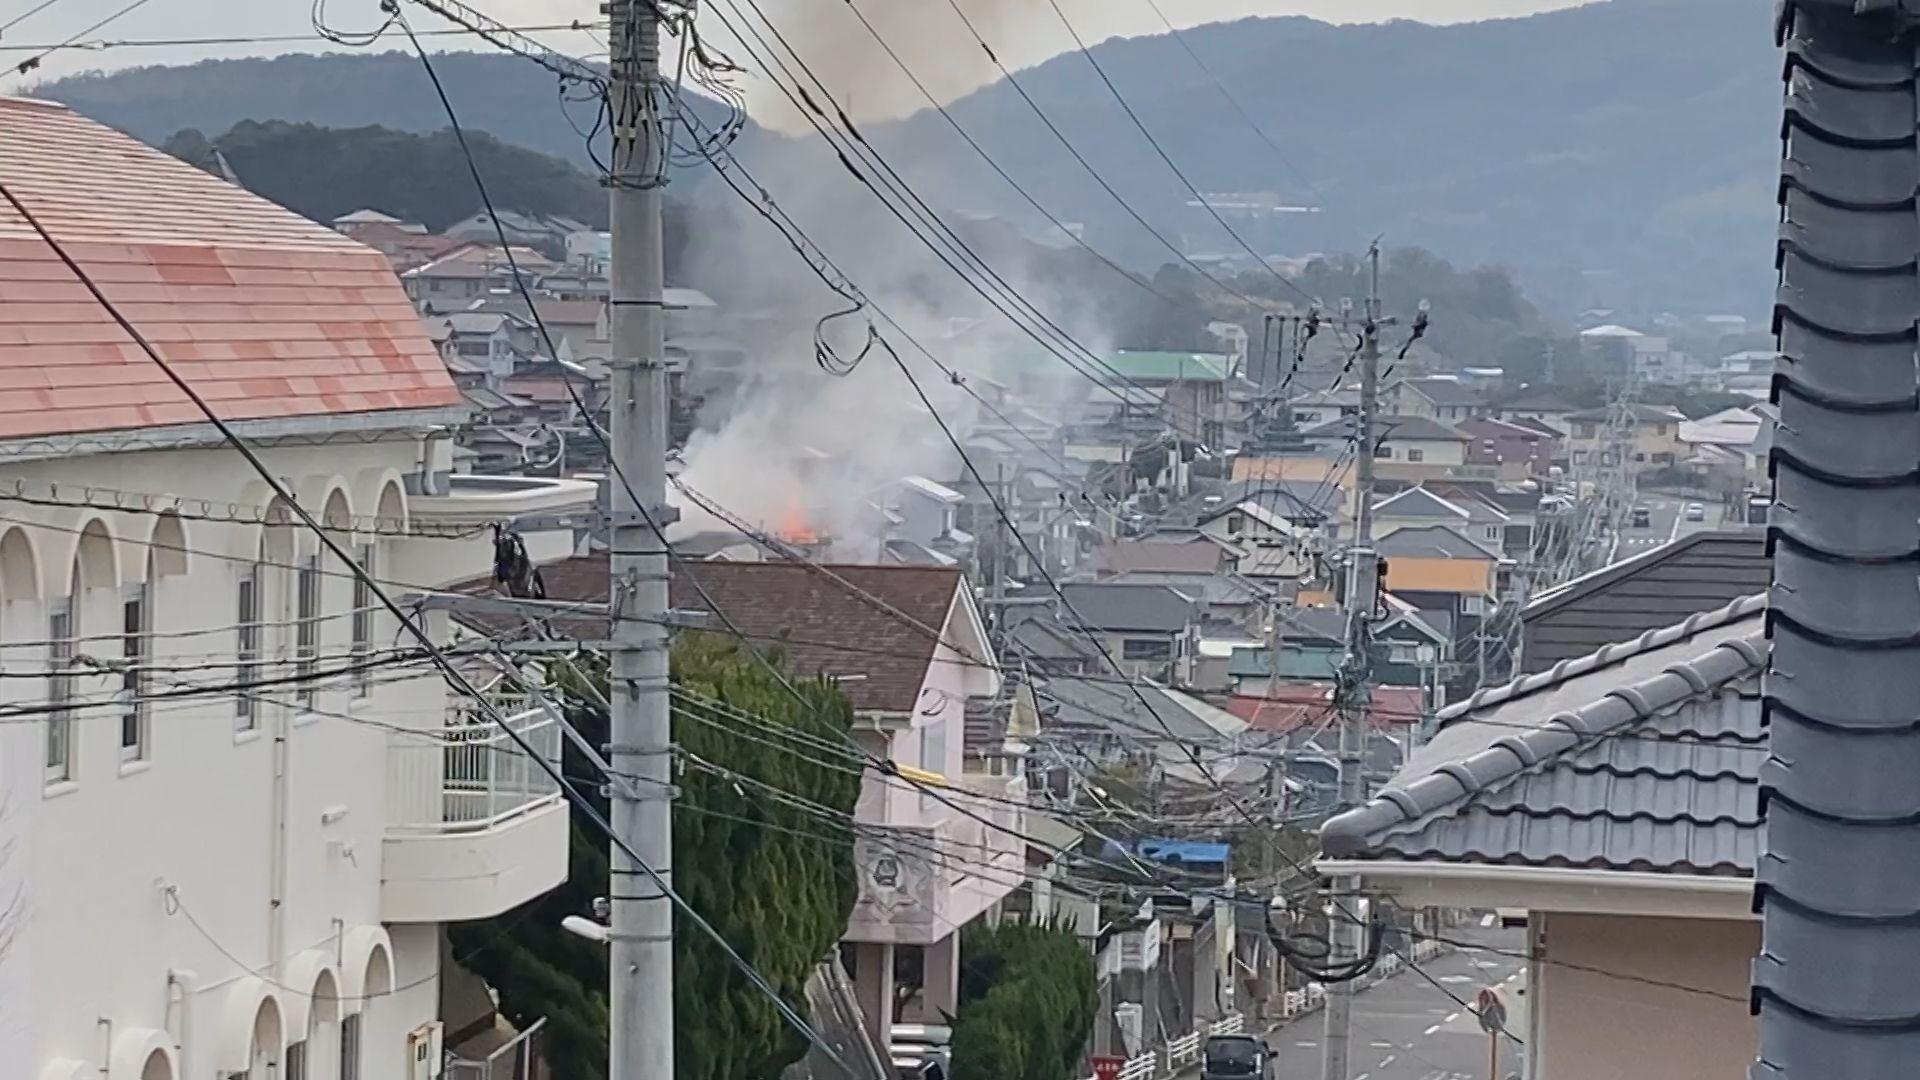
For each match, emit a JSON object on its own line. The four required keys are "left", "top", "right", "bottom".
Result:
{"left": 1119, "top": 1050, "right": 1158, "bottom": 1080}
{"left": 1165, "top": 1032, "right": 1201, "bottom": 1072}
{"left": 1208, "top": 1014, "right": 1244, "bottom": 1038}
{"left": 387, "top": 705, "right": 562, "bottom": 833}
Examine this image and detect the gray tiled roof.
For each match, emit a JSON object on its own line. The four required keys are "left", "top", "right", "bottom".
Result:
{"left": 1058, "top": 582, "right": 1195, "bottom": 633}
{"left": 1321, "top": 595, "right": 1767, "bottom": 875}
{"left": 1757, "top": 5, "right": 1920, "bottom": 1072}
{"left": 1374, "top": 525, "right": 1497, "bottom": 560}
{"left": 1519, "top": 530, "right": 1770, "bottom": 674}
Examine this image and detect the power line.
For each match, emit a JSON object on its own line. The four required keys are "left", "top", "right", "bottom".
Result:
{"left": 9, "top": 0, "right": 153, "bottom": 75}
{"left": 0, "top": 0, "right": 65, "bottom": 37}
{"left": 0, "top": 19, "right": 609, "bottom": 52}
{"left": 1036, "top": 0, "right": 1316, "bottom": 307}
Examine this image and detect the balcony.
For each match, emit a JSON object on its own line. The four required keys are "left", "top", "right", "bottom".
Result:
{"left": 845, "top": 774, "right": 1026, "bottom": 945}
{"left": 382, "top": 702, "right": 571, "bottom": 923}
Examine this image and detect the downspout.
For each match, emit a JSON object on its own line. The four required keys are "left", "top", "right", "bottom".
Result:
{"left": 167, "top": 968, "right": 197, "bottom": 1074}
{"left": 95, "top": 1018, "right": 110, "bottom": 1079}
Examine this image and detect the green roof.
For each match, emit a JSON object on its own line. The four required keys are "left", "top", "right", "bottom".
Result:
{"left": 1228, "top": 642, "right": 1424, "bottom": 687}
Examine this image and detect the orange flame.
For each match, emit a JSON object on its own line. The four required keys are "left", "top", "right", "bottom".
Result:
{"left": 775, "top": 505, "right": 822, "bottom": 546}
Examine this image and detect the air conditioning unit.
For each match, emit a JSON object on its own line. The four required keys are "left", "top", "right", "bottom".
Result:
{"left": 407, "top": 1021, "right": 445, "bottom": 1080}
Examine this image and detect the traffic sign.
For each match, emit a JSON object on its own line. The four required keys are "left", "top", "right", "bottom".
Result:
{"left": 1475, "top": 986, "right": 1508, "bottom": 1035}
{"left": 1092, "top": 1055, "right": 1124, "bottom": 1080}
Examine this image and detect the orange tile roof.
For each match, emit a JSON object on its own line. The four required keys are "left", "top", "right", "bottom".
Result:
{"left": 0, "top": 97, "right": 460, "bottom": 441}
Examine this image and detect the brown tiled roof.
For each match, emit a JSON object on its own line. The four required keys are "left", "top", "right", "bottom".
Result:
{"left": 0, "top": 97, "right": 460, "bottom": 439}
{"left": 467, "top": 557, "right": 968, "bottom": 715}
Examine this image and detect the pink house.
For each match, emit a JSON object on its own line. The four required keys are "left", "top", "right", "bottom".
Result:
{"left": 1321, "top": 595, "right": 1766, "bottom": 1080}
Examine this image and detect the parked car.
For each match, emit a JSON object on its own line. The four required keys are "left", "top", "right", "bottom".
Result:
{"left": 1684, "top": 502, "right": 1706, "bottom": 522}
{"left": 1201, "top": 1035, "right": 1274, "bottom": 1080}
{"left": 1630, "top": 506, "right": 1652, "bottom": 528}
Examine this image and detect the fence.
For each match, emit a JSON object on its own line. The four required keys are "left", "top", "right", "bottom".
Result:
{"left": 445, "top": 1017, "right": 546, "bottom": 1080}
{"left": 1078, "top": 932, "right": 1457, "bottom": 1080}
{"left": 387, "top": 703, "right": 562, "bottom": 832}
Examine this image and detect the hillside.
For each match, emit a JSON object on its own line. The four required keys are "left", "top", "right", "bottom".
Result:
{"left": 866, "top": 0, "right": 1780, "bottom": 318}
{"left": 30, "top": 0, "right": 1784, "bottom": 318}
{"left": 164, "top": 121, "right": 608, "bottom": 232}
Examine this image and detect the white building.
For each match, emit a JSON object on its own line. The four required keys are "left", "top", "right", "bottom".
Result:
{"left": 0, "top": 97, "right": 588, "bottom": 1080}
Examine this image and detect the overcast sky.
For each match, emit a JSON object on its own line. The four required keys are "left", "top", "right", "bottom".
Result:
{"left": 6, "top": 0, "right": 1591, "bottom": 117}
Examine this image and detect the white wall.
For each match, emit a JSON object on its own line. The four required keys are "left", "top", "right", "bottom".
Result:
{"left": 0, "top": 437, "right": 511, "bottom": 1080}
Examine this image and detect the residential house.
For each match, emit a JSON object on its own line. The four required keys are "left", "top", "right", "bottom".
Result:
{"left": 877, "top": 476, "right": 975, "bottom": 568}
{"left": 1096, "top": 350, "right": 1232, "bottom": 448}
{"left": 1302, "top": 414, "right": 1471, "bottom": 468}
{"left": 401, "top": 244, "right": 558, "bottom": 310}
{"left": 1375, "top": 525, "right": 1501, "bottom": 629}
{"left": 1563, "top": 403, "right": 1687, "bottom": 471}
{"left": 1195, "top": 490, "right": 1329, "bottom": 579}
{"left": 510, "top": 558, "right": 1011, "bottom": 1057}
{"left": 440, "top": 209, "right": 591, "bottom": 258}
{"left": 0, "top": 98, "right": 588, "bottom": 1080}
{"left": 1370, "top": 487, "right": 1506, "bottom": 556}
{"left": 1579, "top": 324, "right": 1690, "bottom": 384}
{"left": 475, "top": 295, "right": 607, "bottom": 361}
{"left": 1320, "top": 595, "right": 1767, "bottom": 1080}
{"left": 330, "top": 214, "right": 454, "bottom": 273}
{"left": 1282, "top": 384, "right": 1361, "bottom": 428}
{"left": 1519, "top": 529, "right": 1770, "bottom": 675}
{"left": 1227, "top": 684, "right": 1424, "bottom": 808}
{"left": 1492, "top": 390, "right": 1580, "bottom": 437}
{"left": 1056, "top": 582, "right": 1200, "bottom": 684}
{"left": 1696, "top": 349, "right": 1779, "bottom": 392}
{"left": 1458, "top": 416, "right": 1557, "bottom": 479}
{"left": 1678, "top": 406, "right": 1773, "bottom": 494}
{"left": 1035, "top": 673, "right": 1248, "bottom": 782}
{"left": 1093, "top": 537, "right": 1234, "bottom": 577}
{"left": 1382, "top": 377, "right": 1481, "bottom": 425}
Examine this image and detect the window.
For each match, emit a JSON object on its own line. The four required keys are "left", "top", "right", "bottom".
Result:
{"left": 1486, "top": 526, "right": 1501, "bottom": 542}
{"left": 1122, "top": 638, "right": 1173, "bottom": 661}
{"left": 1373, "top": 445, "right": 1393, "bottom": 459}
{"left": 352, "top": 544, "right": 375, "bottom": 696}
{"left": 1225, "top": 514, "right": 1244, "bottom": 536}
{"left": 285, "top": 1041, "right": 307, "bottom": 1080}
{"left": 1633, "top": 452, "right": 1647, "bottom": 463}
{"left": 1406, "top": 448, "right": 1425, "bottom": 463}
{"left": 296, "top": 555, "right": 320, "bottom": 709}
{"left": 121, "top": 582, "right": 151, "bottom": 762}
{"left": 1575, "top": 423, "right": 1597, "bottom": 439}
{"left": 237, "top": 565, "right": 261, "bottom": 730}
{"left": 340, "top": 1014, "right": 361, "bottom": 1080}
{"left": 46, "top": 599, "right": 75, "bottom": 783}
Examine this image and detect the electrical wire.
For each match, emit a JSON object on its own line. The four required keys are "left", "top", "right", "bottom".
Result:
{"left": 3, "top": 135, "right": 850, "bottom": 1070}
{"left": 0, "top": 19, "right": 608, "bottom": 51}
{"left": 9, "top": 0, "right": 153, "bottom": 75}
{"left": 1036, "top": 0, "right": 1316, "bottom": 307}
{"left": 0, "top": 0, "right": 65, "bottom": 37}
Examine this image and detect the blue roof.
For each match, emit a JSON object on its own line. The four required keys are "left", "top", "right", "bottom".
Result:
{"left": 1134, "top": 839, "right": 1231, "bottom": 865}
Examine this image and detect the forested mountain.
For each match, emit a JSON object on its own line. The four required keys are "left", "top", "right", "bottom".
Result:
{"left": 865, "top": 0, "right": 1780, "bottom": 318}
{"left": 31, "top": 0, "right": 1783, "bottom": 317}
{"left": 164, "top": 121, "right": 609, "bottom": 231}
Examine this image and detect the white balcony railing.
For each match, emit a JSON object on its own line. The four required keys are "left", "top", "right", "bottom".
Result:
{"left": 387, "top": 701, "right": 563, "bottom": 833}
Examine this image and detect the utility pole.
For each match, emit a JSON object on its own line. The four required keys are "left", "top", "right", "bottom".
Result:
{"left": 1323, "top": 243, "right": 1386, "bottom": 1080}
{"left": 607, "top": 3, "right": 673, "bottom": 1080}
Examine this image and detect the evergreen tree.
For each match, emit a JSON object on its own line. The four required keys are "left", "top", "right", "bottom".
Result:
{"left": 951, "top": 921, "right": 1099, "bottom": 1080}
{"left": 449, "top": 635, "right": 861, "bottom": 1080}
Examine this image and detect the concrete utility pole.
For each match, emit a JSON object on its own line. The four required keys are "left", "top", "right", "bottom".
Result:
{"left": 1322, "top": 243, "right": 1386, "bottom": 1080}
{"left": 607, "top": 2, "right": 674, "bottom": 1079}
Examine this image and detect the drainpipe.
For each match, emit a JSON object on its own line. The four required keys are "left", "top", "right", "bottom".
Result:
{"left": 96, "top": 1018, "right": 111, "bottom": 1079}
{"left": 167, "top": 968, "right": 197, "bottom": 1075}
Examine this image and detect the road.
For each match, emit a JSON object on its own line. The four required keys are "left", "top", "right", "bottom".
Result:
{"left": 1614, "top": 492, "right": 1723, "bottom": 557}
{"left": 1269, "top": 926, "right": 1528, "bottom": 1080}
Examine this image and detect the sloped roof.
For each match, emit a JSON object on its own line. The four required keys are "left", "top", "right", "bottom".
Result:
{"left": 0, "top": 97, "right": 460, "bottom": 440}
{"left": 1037, "top": 674, "right": 1245, "bottom": 743}
{"left": 1375, "top": 525, "right": 1498, "bottom": 560}
{"left": 1102, "top": 350, "right": 1231, "bottom": 382}
{"left": 1225, "top": 686, "right": 1422, "bottom": 732}
{"left": 1521, "top": 530, "right": 1769, "bottom": 674}
{"left": 460, "top": 557, "right": 980, "bottom": 715}
{"left": 1396, "top": 376, "right": 1480, "bottom": 406}
{"left": 1564, "top": 403, "right": 1685, "bottom": 424}
{"left": 1373, "top": 487, "right": 1470, "bottom": 521}
{"left": 1058, "top": 582, "right": 1194, "bottom": 633}
{"left": 1580, "top": 323, "right": 1645, "bottom": 338}
{"left": 1754, "top": 7, "right": 1920, "bottom": 1067}
{"left": 1094, "top": 540, "right": 1229, "bottom": 576}
{"left": 1322, "top": 595, "right": 1766, "bottom": 876}
{"left": 1305, "top": 414, "right": 1470, "bottom": 442}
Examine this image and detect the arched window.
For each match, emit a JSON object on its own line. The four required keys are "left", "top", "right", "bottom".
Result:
{"left": 47, "top": 521, "right": 116, "bottom": 784}
{"left": 123, "top": 513, "right": 187, "bottom": 763}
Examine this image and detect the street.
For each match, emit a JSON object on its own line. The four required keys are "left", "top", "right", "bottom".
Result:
{"left": 1270, "top": 927, "right": 1528, "bottom": 1080}
{"left": 1615, "top": 492, "right": 1724, "bottom": 556}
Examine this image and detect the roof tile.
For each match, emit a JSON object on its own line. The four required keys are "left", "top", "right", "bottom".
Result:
{"left": 0, "top": 98, "right": 460, "bottom": 440}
